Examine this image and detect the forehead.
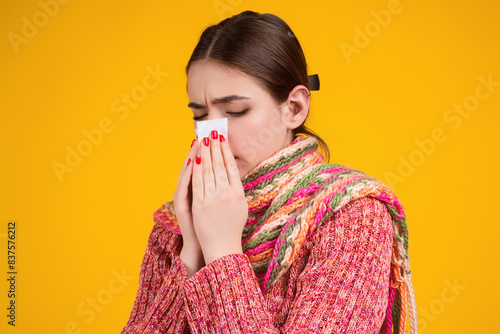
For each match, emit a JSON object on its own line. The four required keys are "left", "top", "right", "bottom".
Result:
{"left": 186, "top": 60, "right": 264, "bottom": 99}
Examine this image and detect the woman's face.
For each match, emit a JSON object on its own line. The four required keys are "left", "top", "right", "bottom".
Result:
{"left": 187, "top": 60, "right": 302, "bottom": 180}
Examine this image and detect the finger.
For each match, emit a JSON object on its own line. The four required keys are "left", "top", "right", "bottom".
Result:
{"left": 192, "top": 140, "right": 205, "bottom": 207}
{"left": 219, "top": 134, "right": 240, "bottom": 186}
{"left": 177, "top": 139, "right": 194, "bottom": 186}
{"left": 200, "top": 135, "right": 216, "bottom": 201}
{"left": 176, "top": 138, "right": 198, "bottom": 203}
{"left": 177, "top": 138, "right": 198, "bottom": 188}
{"left": 209, "top": 130, "right": 229, "bottom": 188}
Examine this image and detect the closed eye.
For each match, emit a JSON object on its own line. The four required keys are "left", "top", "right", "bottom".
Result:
{"left": 192, "top": 109, "right": 249, "bottom": 121}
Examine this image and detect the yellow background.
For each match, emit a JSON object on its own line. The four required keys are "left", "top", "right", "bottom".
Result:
{"left": 1, "top": 0, "right": 499, "bottom": 333}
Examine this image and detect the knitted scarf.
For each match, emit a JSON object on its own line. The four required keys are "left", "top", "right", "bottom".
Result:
{"left": 154, "top": 134, "right": 417, "bottom": 334}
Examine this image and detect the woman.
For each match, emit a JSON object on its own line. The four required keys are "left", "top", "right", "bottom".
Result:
{"left": 121, "top": 10, "right": 417, "bottom": 334}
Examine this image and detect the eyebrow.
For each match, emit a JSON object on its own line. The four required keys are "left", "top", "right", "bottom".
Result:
{"left": 188, "top": 95, "right": 250, "bottom": 110}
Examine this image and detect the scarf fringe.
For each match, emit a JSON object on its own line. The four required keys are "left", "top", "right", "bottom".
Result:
{"left": 381, "top": 235, "right": 418, "bottom": 334}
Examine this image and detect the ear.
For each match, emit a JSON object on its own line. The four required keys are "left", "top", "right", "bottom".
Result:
{"left": 280, "top": 85, "right": 310, "bottom": 130}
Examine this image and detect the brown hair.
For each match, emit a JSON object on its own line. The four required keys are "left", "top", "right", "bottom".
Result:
{"left": 186, "top": 10, "right": 330, "bottom": 163}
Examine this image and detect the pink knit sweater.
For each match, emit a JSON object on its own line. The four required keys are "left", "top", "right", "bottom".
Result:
{"left": 121, "top": 195, "right": 393, "bottom": 333}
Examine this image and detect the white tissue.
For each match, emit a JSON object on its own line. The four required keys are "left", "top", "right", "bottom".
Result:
{"left": 194, "top": 118, "right": 228, "bottom": 157}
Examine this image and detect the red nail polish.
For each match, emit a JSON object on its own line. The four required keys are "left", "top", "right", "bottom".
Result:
{"left": 219, "top": 134, "right": 225, "bottom": 142}
{"left": 187, "top": 158, "right": 191, "bottom": 166}
{"left": 203, "top": 137, "right": 209, "bottom": 146}
{"left": 196, "top": 157, "right": 201, "bottom": 164}
{"left": 211, "top": 130, "right": 218, "bottom": 139}
{"left": 191, "top": 139, "right": 196, "bottom": 148}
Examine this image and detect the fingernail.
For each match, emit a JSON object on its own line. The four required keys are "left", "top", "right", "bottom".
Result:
{"left": 219, "top": 134, "right": 225, "bottom": 142}
{"left": 191, "top": 139, "right": 196, "bottom": 148}
{"left": 187, "top": 158, "right": 191, "bottom": 166}
{"left": 203, "top": 137, "right": 209, "bottom": 146}
{"left": 211, "top": 130, "right": 218, "bottom": 139}
{"left": 196, "top": 157, "right": 201, "bottom": 164}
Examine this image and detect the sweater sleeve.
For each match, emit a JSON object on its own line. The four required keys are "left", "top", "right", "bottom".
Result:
{"left": 121, "top": 219, "right": 189, "bottom": 333}
{"left": 181, "top": 196, "right": 393, "bottom": 333}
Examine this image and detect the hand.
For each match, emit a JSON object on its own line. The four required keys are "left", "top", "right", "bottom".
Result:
{"left": 173, "top": 137, "right": 204, "bottom": 277}
{"left": 191, "top": 130, "right": 248, "bottom": 264}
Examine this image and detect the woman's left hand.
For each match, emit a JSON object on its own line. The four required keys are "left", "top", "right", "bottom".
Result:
{"left": 191, "top": 130, "right": 248, "bottom": 264}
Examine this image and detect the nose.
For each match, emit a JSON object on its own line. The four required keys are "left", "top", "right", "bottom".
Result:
{"left": 204, "top": 108, "right": 225, "bottom": 121}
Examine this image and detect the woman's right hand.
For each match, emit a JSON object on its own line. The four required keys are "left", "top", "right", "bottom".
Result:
{"left": 173, "top": 138, "right": 205, "bottom": 277}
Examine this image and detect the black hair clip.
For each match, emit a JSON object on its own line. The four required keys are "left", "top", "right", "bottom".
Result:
{"left": 308, "top": 74, "right": 320, "bottom": 91}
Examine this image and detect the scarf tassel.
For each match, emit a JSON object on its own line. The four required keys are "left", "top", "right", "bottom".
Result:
{"left": 382, "top": 259, "right": 418, "bottom": 334}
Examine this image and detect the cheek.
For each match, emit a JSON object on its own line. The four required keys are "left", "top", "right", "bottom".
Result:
{"left": 252, "top": 113, "right": 282, "bottom": 144}
{"left": 227, "top": 120, "right": 257, "bottom": 159}
{"left": 227, "top": 110, "right": 278, "bottom": 158}
{"left": 247, "top": 113, "right": 274, "bottom": 136}
{"left": 227, "top": 124, "right": 245, "bottom": 157}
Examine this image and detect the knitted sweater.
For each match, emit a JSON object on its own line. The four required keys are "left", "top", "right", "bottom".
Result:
{"left": 121, "top": 135, "right": 417, "bottom": 333}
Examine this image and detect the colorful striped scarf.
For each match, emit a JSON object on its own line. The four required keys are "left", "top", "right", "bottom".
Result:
{"left": 155, "top": 134, "right": 417, "bottom": 334}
